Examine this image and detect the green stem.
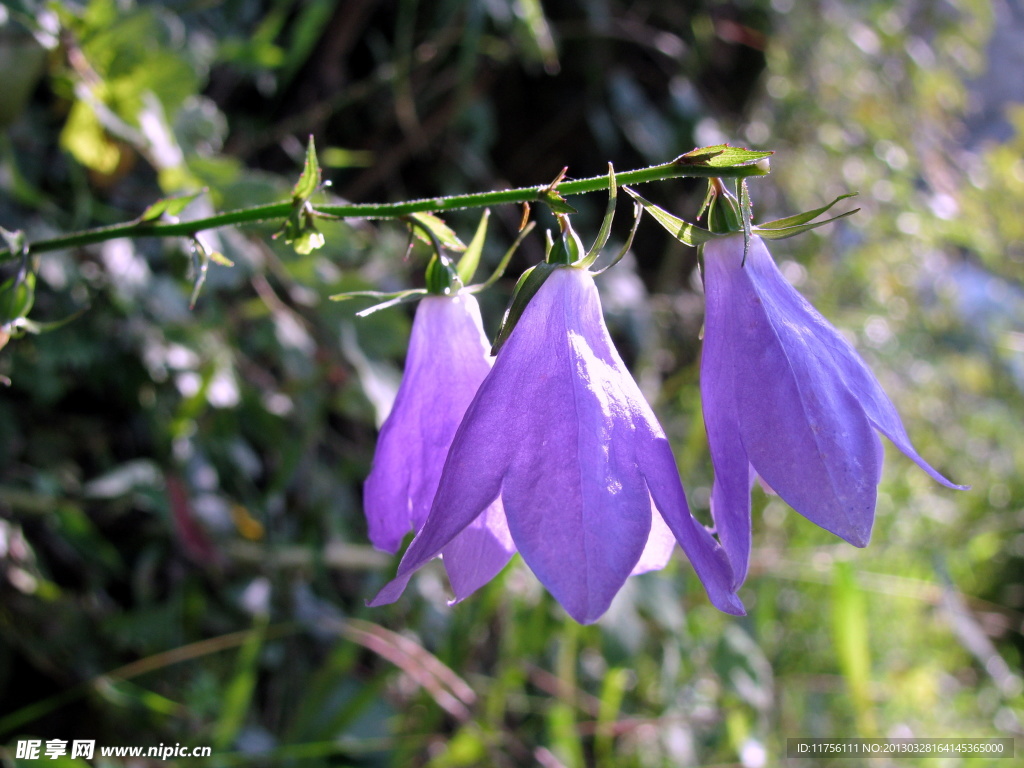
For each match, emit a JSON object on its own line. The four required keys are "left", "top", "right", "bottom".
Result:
{"left": 3, "top": 157, "right": 769, "bottom": 260}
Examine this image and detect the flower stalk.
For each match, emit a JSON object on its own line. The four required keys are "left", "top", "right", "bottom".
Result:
{"left": 1, "top": 148, "right": 770, "bottom": 262}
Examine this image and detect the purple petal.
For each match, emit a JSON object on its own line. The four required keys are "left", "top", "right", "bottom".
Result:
{"left": 637, "top": 430, "right": 745, "bottom": 615}
{"left": 363, "top": 294, "right": 493, "bottom": 552}
{"left": 703, "top": 236, "right": 883, "bottom": 548}
{"left": 743, "top": 238, "right": 967, "bottom": 491}
{"left": 495, "top": 268, "right": 653, "bottom": 623}
{"left": 700, "top": 259, "right": 755, "bottom": 586}
{"left": 443, "top": 499, "right": 516, "bottom": 603}
{"left": 368, "top": 362, "right": 511, "bottom": 606}
{"left": 630, "top": 501, "right": 677, "bottom": 576}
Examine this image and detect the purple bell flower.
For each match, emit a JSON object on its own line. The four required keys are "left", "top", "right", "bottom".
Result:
{"left": 700, "top": 234, "right": 967, "bottom": 587}
{"left": 370, "top": 265, "right": 743, "bottom": 623}
{"left": 364, "top": 293, "right": 515, "bottom": 601}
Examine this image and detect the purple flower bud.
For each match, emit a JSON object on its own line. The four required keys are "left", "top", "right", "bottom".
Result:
{"left": 370, "top": 266, "right": 743, "bottom": 623}
{"left": 701, "top": 234, "right": 967, "bottom": 588}
{"left": 364, "top": 293, "right": 515, "bottom": 600}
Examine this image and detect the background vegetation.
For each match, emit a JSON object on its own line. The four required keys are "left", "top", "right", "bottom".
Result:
{"left": 1, "top": 0, "right": 1022, "bottom": 765}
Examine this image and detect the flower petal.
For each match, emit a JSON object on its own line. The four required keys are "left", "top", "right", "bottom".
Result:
{"left": 703, "top": 236, "right": 882, "bottom": 547}
{"left": 630, "top": 500, "right": 677, "bottom": 576}
{"left": 700, "top": 258, "right": 755, "bottom": 586}
{"left": 364, "top": 294, "right": 493, "bottom": 552}
{"left": 637, "top": 430, "right": 745, "bottom": 615}
{"left": 744, "top": 239, "right": 967, "bottom": 490}
{"left": 443, "top": 499, "right": 516, "bottom": 603}
{"left": 497, "top": 268, "right": 652, "bottom": 623}
{"left": 367, "top": 365, "right": 512, "bottom": 606}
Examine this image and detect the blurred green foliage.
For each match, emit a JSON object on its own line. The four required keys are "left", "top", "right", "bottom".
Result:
{"left": 1, "top": 0, "right": 1023, "bottom": 766}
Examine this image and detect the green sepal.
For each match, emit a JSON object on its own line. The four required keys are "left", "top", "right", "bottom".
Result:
{"left": 593, "top": 201, "right": 643, "bottom": 276}
{"left": 578, "top": 164, "right": 616, "bottom": 270}
{"left": 753, "top": 193, "right": 859, "bottom": 235}
{"left": 546, "top": 216, "right": 585, "bottom": 266}
{"left": 424, "top": 252, "right": 463, "bottom": 296}
{"left": 0, "top": 271, "right": 35, "bottom": 324}
{"left": 752, "top": 208, "right": 860, "bottom": 240}
{"left": 465, "top": 221, "right": 536, "bottom": 294}
{"left": 676, "top": 144, "right": 772, "bottom": 171}
{"left": 290, "top": 224, "right": 326, "bottom": 254}
{"left": 137, "top": 190, "right": 205, "bottom": 224}
{"left": 708, "top": 182, "right": 743, "bottom": 235}
{"left": 739, "top": 180, "right": 753, "bottom": 265}
{"left": 490, "top": 262, "right": 561, "bottom": 355}
{"left": 5, "top": 306, "right": 88, "bottom": 336}
{"left": 457, "top": 209, "right": 490, "bottom": 284}
{"left": 329, "top": 286, "right": 428, "bottom": 315}
{"left": 409, "top": 212, "right": 467, "bottom": 253}
{"left": 624, "top": 187, "right": 720, "bottom": 246}
{"left": 353, "top": 289, "right": 429, "bottom": 317}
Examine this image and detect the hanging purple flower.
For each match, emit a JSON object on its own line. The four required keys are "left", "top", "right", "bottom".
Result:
{"left": 370, "top": 265, "right": 743, "bottom": 623}
{"left": 700, "top": 234, "right": 967, "bottom": 587}
{"left": 364, "top": 292, "right": 516, "bottom": 600}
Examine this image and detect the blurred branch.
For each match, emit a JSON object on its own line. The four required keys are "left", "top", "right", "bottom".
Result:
{"left": 225, "top": 540, "right": 390, "bottom": 571}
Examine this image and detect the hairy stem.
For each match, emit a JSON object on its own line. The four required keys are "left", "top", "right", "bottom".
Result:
{"left": 3, "top": 156, "right": 769, "bottom": 261}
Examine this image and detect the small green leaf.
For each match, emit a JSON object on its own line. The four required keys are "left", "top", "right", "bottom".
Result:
{"left": 292, "top": 135, "right": 322, "bottom": 203}
{"left": 624, "top": 187, "right": 720, "bottom": 246}
{"left": 538, "top": 188, "right": 578, "bottom": 214}
{"left": 755, "top": 193, "right": 858, "bottom": 230}
{"left": 409, "top": 212, "right": 466, "bottom": 253}
{"left": 457, "top": 209, "right": 490, "bottom": 284}
{"left": 137, "top": 190, "right": 204, "bottom": 223}
{"left": 677, "top": 144, "right": 773, "bottom": 169}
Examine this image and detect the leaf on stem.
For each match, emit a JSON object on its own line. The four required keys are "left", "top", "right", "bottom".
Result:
{"left": 291, "top": 135, "right": 322, "bottom": 203}
{"left": 409, "top": 212, "right": 466, "bottom": 253}
{"left": 274, "top": 136, "right": 327, "bottom": 254}
{"left": 677, "top": 144, "right": 773, "bottom": 169}
{"left": 137, "top": 190, "right": 205, "bottom": 224}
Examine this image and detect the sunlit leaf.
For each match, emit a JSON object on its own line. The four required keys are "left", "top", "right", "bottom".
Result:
{"left": 291, "top": 135, "right": 322, "bottom": 203}
{"left": 409, "top": 212, "right": 466, "bottom": 252}
{"left": 677, "top": 144, "right": 773, "bottom": 168}
{"left": 138, "top": 190, "right": 204, "bottom": 223}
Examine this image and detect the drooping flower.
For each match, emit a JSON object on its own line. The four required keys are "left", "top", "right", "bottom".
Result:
{"left": 370, "top": 264, "right": 743, "bottom": 623}
{"left": 363, "top": 292, "right": 516, "bottom": 600}
{"left": 700, "top": 233, "right": 967, "bottom": 587}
